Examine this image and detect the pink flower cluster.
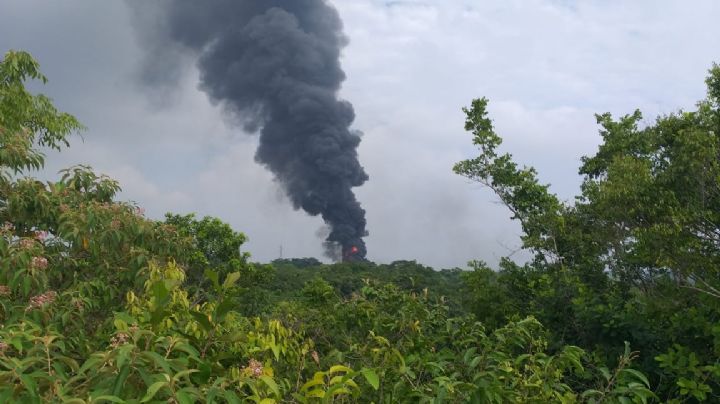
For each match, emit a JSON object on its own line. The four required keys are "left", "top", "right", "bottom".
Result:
{"left": 244, "top": 359, "right": 264, "bottom": 378}
{"left": 1, "top": 222, "right": 14, "bottom": 233}
{"left": 19, "top": 238, "right": 36, "bottom": 249}
{"left": 26, "top": 291, "right": 57, "bottom": 311}
{"left": 311, "top": 350, "right": 320, "bottom": 365}
{"left": 31, "top": 256, "right": 48, "bottom": 270}
{"left": 110, "top": 332, "right": 130, "bottom": 348}
{"left": 34, "top": 231, "right": 48, "bottom": 241}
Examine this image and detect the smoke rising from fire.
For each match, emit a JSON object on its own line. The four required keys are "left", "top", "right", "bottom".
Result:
{"left": 128, "top": 0, "right": 369, "bottom": 259}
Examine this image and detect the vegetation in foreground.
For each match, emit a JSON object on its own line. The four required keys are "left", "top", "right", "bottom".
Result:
{"left": 1, "top": 50, "right": 719, "bottom": 402}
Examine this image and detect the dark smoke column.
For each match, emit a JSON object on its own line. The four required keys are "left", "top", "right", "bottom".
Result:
{"left": 130, "top": 0, "right": 368, "bottom": 260}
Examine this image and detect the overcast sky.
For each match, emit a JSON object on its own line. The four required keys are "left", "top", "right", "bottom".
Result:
{"left": 1, "top": 0, "right": 719, "bottom": 268}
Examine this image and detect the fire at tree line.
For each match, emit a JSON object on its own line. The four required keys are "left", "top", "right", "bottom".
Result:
{"left": 3, "top": 50, "right": 720, "bottom": 401}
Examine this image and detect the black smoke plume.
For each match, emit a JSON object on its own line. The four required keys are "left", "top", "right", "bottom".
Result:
{"left": 129, "top": 0, "right": 369, "bottom": 259}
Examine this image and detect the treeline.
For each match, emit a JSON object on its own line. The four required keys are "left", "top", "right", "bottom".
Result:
{"left": 267, "top": 259, "right": 464, "bottom": 311}
{"left": 1, "top": 49, "right": 719, "bottom": 402}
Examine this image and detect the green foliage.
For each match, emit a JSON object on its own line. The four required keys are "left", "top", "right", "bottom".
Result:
{"left": 453, "top": 98, "right": 564, "bottom": 257}
{"left": 267, "top": 259, "right": 465, "bottom": 313}
{"left": 0, "top": 50, "right": 83, "bottom": 178}
{"left": 3, "top": 49, "right": 715, "bottom": 402}
{"left": 455, "top": 64, "right": 720, "bottom": 401}
{"left": 165, "top": 213, "right": 273, "bottom": 315}
{"left": 164, "top": 213, "right": 249, "bottom": 275}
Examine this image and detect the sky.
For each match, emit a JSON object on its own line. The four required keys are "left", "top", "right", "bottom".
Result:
{"left": 1, "top": 0, "right": 719, "bottom": 269}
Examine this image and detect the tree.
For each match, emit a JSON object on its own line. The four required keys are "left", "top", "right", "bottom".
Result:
{"left": 164, "top": 213, "right": 274, "bottom": 315}
{"left": 0, "top": 50, "right": 83, "bottom": 177}
{"left": 454, "top": 64, "right": 720, "bottom": 400}
{"left": 164, "top": 213, "right": 249, "bottom": 278}
{"left": 455, "top": 65, "right": 720, "bottom": 297}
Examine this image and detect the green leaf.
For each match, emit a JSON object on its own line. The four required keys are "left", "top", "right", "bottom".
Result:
{"left": 113, "top": 319, "right": 128, "bottom": 331}
{"left": 301, "top": 378, "right": 325, "bottom": 392}
{"left": 259, "top": 375, "right": 281, "bottom": 398}
{"left": 361, "top": 368, "right": 380, "bottom": 390}
{"left": 0, "top": 389, "right": 13, "bottom": 404}
{"left": 190, "top": 310, "right": 214, "bottom": 331}
{"left": 204, "top": 269, "right": 220, "bottom": 291}
{"left": 172, "top": 369, "right": 199, "bottom": 382}
{"left": 19, "top": 374, "right": 38, "bottom": 396}
{"left": 223, "top": 271, "right": 241, "bottom": 289}
{"left": 92, "top": 395, "right": 126, "bottom": 403}
{"left": 141, "top": 351, "right": 172, "bottom": 373}
{"left": 115, "top": 344, "right": 134, "bottom": 369}
{"left": 140, "top": 381, "right": 168, "bottom": 403}
{"left": 175, "top": 389, "right": 195, "bottom": 404}
{"left": 151, "top": 280, "right": 170, "bottom": 303}
{"left": 329, "top": 387, "right": 352, "bottom": 396}
{"left": 78, "top": 356, "right": 104, "bottom": 375}
{"left": 463, "top": 347, "right": 477, "bottom": 364}
{"left": 270, "top": 342, "right": 280, "bottom": 361}
{"left": 328, "top": 375, "right": 344, "bottom": 386}
{"left": 305, "top": 389, "right": 325, "bottom": 399}
{"left": 329, "top": 365, "right": 352, "bottom": 375}
{"left": 215, "top": 298, "right": 235, "bottom": 321}
{"left": 150, "top": 308, "right": 170, "bottom": 327}
{"left": 191, "top": 360, "right": 212, "bottom": 385}
{"left": 222, "top": 389, "right": 242, "bottom": 404}
{"left": 621, "top": 368, "right": 650, "bottom": 387}
{"left": 581, "top": 389, "right": 603, "bottom": 398}
{"left": 111, "top": 364, "right": 131, "bottom": 397}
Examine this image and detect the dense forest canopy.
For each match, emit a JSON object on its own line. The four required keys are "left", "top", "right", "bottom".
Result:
{"left": 1, "top": 50, "right": 719, "bottom": 402}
